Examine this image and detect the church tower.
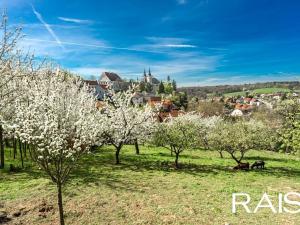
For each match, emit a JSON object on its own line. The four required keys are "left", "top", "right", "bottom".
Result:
{"left": 143, "top": 68, "right": 147, "bottom": 82}
{"left": 148, "top": 68, "right": 153, "bottom": 83}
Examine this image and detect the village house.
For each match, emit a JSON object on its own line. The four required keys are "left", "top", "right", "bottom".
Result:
{"left": 83, "top": 80, "right": 106, "bottom": 100}
{"left": 230, "top": 109, "right": 243, "bottom": 117}
{"left": 249, "top": 98, "right": 260, "bottom": 106}
{"left": 99, "top": 72, "right": 129, "bottom": 91}
{"left": 131, "top": 92, "right": 145, "bottom": 106}
{"left": 145, "top": 96, "right": 181, "bottom": 120}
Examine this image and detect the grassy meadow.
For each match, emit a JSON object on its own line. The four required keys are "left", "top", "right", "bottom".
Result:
{"left": 1, "top": 145, "right": 300, "bottom": 225}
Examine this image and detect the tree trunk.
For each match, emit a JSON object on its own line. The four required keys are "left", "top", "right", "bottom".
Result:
{"left": 23, "top": 142, "right": 27, "bottom": 158}
{"left": 0, "top": 125, "right": 4, "bottom": 169}
{"left": 175, "top": 152, "right": 180, "bottom": 169}
{"left": 219, "top": 151, "right": 223, "bottom": 158}
{"left": 134, "top": 139, "right": 140, "bottom": 155}
{"left": 19, "top": 139, "right": 24, "bottom": 168}
{"left": 13, "top": 138, "right": 17, "bottom": 159}
{"left": 5, "top": 139, "right": 10, "bottom": 148}
{"left": 115, "top": 146, "right": 121, "bottom": 164}
{"left": 229, "top": 151, "right": 241, "bottom": 164}
{"left": 57, "top": 183, "right": 65, "bottom": 225}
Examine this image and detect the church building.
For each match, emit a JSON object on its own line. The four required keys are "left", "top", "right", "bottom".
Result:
{"left": 142, "top": 68, "right": 160, "bottom": 85}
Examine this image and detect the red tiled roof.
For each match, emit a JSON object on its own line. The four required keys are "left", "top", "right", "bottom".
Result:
{"left": 101, "top": 72, "right": 122, "bottom": 81}
{"left": 235, "top": 103, "right": 253, "bottom": 111}
{"left": 157, "top": 110, "right": 185, "bottom": 122}
{"left": 149, "top": 96, "right": 161, "bottom": 101}
{"left": 84, "top": 80, "right": 98, "bottom": 85}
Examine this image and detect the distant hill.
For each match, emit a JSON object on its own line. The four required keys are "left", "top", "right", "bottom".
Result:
{"left": 224, "top": 87, "right": 291, "bottom": 97}
{"left": 178, "top": 81, "right": 300, "bottom": 98}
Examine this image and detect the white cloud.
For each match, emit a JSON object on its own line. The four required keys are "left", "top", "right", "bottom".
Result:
{"left": 146, "top": 36, "right": 189, "bottom": 44}
{"left": 22, "top": 37, "right": 167, "bottom": 54}
{"left": 31, "top": 5, "right": 64, "bottom": 49}
{"left": 131, "top": 36, "right": 197, "bottom": 51}
{"left": 18, "top": 23, "right": 220, "bottom": 86}
{"left": 58, "top": 17, "right": 93, "bottom": 24}
{"left": 69, "top": 52, "right": 220, "bottom": 83}
{"left": 163, "top": 44, "right": 196, "bottom": 48}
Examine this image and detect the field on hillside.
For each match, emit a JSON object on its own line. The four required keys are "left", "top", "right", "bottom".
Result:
{"left": 1, "top": 146, "right": 300, "bottom": 225}
{"left": 224, "top": 87, "right": 291, "bottom": 97}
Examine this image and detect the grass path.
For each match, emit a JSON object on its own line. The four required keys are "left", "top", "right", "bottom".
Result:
{"left": 1, "top": 146, "right": 300, "bottom": 225}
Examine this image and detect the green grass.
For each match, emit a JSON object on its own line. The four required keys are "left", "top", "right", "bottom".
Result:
{"left": 1, "top": 146, "right": 300, "bottom": 225}
{"left": 224, "top": 87, "right": 291, "bottom": 97}
{"left": 224, "top": 91, "right": 246, "bottom": 97}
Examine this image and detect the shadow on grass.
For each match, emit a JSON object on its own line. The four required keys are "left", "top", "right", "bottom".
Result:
{"left": 152, "top": 151, "right": 204, "bottom": 160}
{"left": 249, "top": 166, "right": 300, "bottom": 178}
{"left": 3, "top": 147, "right": 300, "bottom": 193}
{"left": 244, "top": 155, "right": 299, "bottom": 164}
{"left": 65, "top": 149, "right": 300, "bottom": 191}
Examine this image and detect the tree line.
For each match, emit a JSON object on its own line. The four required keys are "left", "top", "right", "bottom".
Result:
{"left": 179, "top": 81, "right": 300, "bottom": 99}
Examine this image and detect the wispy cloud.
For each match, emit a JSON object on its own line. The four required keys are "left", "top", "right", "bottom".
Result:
{"left": 58, "top": 17, "right": 93, "bottom": 24}
{"left": 137, "top": 36, "right": 197, "bottom": 49}
{"left": 177, "top": 0, "right": 187, "bottom": 5}
{"left": 70, "top": 52, "right": 220, "bottom": 83}
{"left": 146, "top": 36, "right": 189, "bottom": 43}
{"left": 31, "top": 5, "right": 64, "bottom": 49}
{"left": 23, "top": 38, "right": 163, "bottom": 54}
{"left": 163, "top": 44, "right": 196, "bottom": 48}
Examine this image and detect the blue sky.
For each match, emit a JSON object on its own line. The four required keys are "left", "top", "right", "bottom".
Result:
{"left": 2, "top": 0, "right": 300, "bottom": 86}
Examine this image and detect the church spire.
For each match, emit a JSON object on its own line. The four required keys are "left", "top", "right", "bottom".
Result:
{"left": 144, "top": 68, "right": 146, "bottom": 77}
{"left": 148, "top": 67, "right": 152, "bottom": 76}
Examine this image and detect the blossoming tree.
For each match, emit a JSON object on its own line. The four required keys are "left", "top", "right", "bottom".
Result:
{"left": 0, "top": 11, "right": 41, "bottom": 168}
{"left": 14, "top": 71, "right": 101, "bottom": 225}
{"left": 101, "top": 87, "right": 154, "bottom": 164}
{"left": 153, "top": 113, "right": 198, "bottom": 168}
{"left": 207, "top": 119, "right": 273, "bottom": 165}
{"left": 194, "top": 115, "right": 222, "bottom": 151}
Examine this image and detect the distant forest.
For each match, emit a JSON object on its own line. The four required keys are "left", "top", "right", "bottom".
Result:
{"left": 178, "top": 81, "right": 300, "bottom": 98}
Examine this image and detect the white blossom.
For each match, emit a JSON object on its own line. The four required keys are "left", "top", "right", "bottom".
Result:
{"left": 14, "top": 70, "right": 102, "bottom": 183}
{"left": 100, "top": 86, "right": 155, "bottom": 163}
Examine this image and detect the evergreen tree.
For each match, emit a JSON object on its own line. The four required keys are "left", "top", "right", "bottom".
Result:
{"left": 172, "top": 79, "right": 177, "bottom": 91}
{"left": 158, "top": 81, "right": 165, "bottom": 94}
{"left": 167, "top": 75, "right": 171, "bottom": 82}
{"left": 139, "top": 81, "right": 146, "bottom": 92}
{"left": 145, "top": 83, "right": 153, "bottom": 93}
{"left": 179, "top": 92, "right": 188, "bottom": 109}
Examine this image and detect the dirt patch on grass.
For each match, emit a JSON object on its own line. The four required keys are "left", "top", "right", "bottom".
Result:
{"left": 2, "top": 197, "right": 56, "bottom": 225}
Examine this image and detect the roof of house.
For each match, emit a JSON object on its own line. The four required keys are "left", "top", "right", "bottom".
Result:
{"left": 244, "top": 98, "right": 252, "bottom": 102}
{"left": 132, "top": 92, "right": 144, "bottom": 98}
{"left": 250, "top": 98, "right": 257, "bottom": 102}
{"left": 148, "top": 96, "right": 162, "bottom": 101}
{"left": 235, "top": 103, "right": 253, "bottom": 111}
{"left": 100, "top": 72, "right": 122, "bottom": 81}
{"left": 83, "top": 80, "right": 98, "bottom": 86}
{"left": 151, "top": 77, "right": 160, "bottom": 85}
